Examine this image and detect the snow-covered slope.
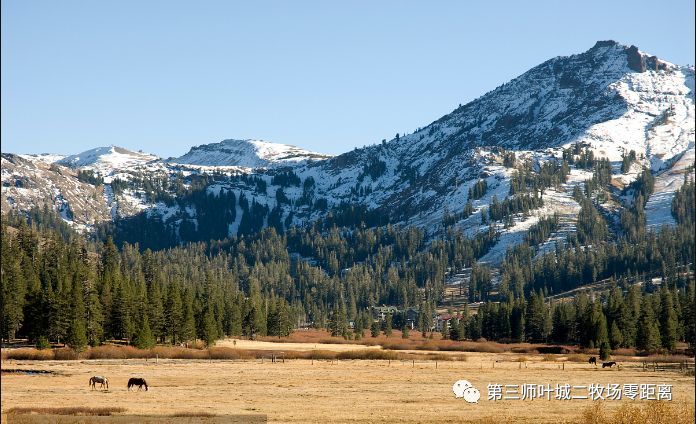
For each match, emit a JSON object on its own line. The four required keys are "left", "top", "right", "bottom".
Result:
{"left": 17, "top": 153, "right": 66, "bottom": 164}
{"left": 1, "top": 154, "right": 111, "bottom": 229}
{"left": 171, "top": 139, "right": 331, "bottom": 168}
{"left": 58, "top": 146, "right": 159, "bottom": 174}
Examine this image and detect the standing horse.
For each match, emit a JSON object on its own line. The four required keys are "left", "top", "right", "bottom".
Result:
{"left": 588, "top": 357, "right": 597, "bottom": 366}
{"left": 127, "top": 377, "right": 148, "bottom": 391}
{"left": 89, "top": 376, "right": 109, "bottom": 390}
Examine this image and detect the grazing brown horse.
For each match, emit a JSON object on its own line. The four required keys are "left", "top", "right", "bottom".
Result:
{"left": 602, "top": 361, "right": 617, "bottom": 368}
{"left": 127, "top": 377, "right": 148, "bottom": 391}
{"left": 89, "top": 376, "right": 108, "bottom": 390}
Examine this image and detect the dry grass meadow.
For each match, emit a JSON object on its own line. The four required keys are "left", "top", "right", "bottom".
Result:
{"left": 1, "top": 337, "right": 694, "bottom": 423}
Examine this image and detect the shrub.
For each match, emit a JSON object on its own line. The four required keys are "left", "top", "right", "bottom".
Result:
{"left": 2, "top": 348, "right": 54, "bottom": 360}
{"left": 336, "top": 350, "right": 398, "bottom": 360}
{"left": 54, "top": 348, "right": 78, "bottom": 360}
{"left": 84, "top": 345, "right": 152, "bottom": 360}
{"left": 35, "top": 337, "right": 51, "bottom": 350}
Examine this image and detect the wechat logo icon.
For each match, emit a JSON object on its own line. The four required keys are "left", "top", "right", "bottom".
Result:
{"left": 452, "top": 380, "right": 481, "bottom": 403}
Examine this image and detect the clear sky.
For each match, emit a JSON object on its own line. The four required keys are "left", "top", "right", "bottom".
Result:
{"left": 2, "top": 1, "right": 694, "bottom": 158}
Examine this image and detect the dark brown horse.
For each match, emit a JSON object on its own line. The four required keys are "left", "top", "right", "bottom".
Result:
{"left": 602, "top": 361, "right": 617, "bottom": 368}
{"left": 588, "top": 356, "right": 597, "bottom": 366}
{"left": 127, "top": 377, "right": 148, "bottom": 391}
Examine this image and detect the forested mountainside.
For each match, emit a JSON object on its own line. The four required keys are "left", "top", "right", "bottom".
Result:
{"left": 1, "top": 179, "right": 694, "bottom": 352}
{"left": 1, "top": 40, "right": 695, "bottom": 351}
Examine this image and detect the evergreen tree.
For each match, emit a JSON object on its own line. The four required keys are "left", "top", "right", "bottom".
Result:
{"left": 66, "top": 278, "right": 87, "bottom": 351}
{"left": 525, "top": 291, "right": 546, "bottom": 343}
{"left": 622, "top": 285, "right": 640, "bottom": 347}
{"left": 1, "top": 240, "right": 26, "bottom": 340}
{"left": 684, "top": 283, "right": 696, "bottom": 349}
{"left": 596, "top": 312, "right": 611, "bottom": 360}
{"left": 230, "top": 295, "right": 243, "bottom": 337}
{"left": 659, "top": 287, "right": 678, "bottom": 351}
{"left": 449, "top": 319, "right": 460, "bottom": 341}
{"left": 180, "top": 290, "right": 197, "bottom": 345}
{"left": 383, "top": 313, "right": 393, "bottom": 337}
{"left": 370, "top": 320, "right": 380, "bottom": 338}
{"left": 510, "top": 300, "right": 525, "bottom": 342}
{"left": 636, "top": 296, "right": 661, "bottom": 353}
{"left": 609, "top": 321, "right": 623, "bottom": 350}
{"left": 164, "top": 281, "right": 183, "bottom": 344}
{"left": 135, "top": 315, "right": 156, "bottom": 349}
{"left": 148, "top": 282, "right": 165, "bottom": 343}
{"left": 202, "top": 307, "right": 218, "bottom": 347}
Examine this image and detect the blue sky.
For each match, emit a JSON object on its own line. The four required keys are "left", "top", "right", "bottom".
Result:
{"left": 2, "top": 1, "right": 694, "bottom": 157}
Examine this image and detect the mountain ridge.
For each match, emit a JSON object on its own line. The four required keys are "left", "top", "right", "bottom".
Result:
{"left": 170, "top": 138, "right": 331, "bottom": 168}
{"left": 2, "top": 40, "right": 694, "bottom": 262}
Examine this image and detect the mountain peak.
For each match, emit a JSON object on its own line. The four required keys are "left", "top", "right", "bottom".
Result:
{"left": 57, "top": 145, "right": 158, "bottom": 171}
{"left": 171, "top": 138, "right": 331, "bottom": 168}
{"left": 592, "top": 39, "right": 620, "bottom": 48}
{"left": 586, "top": 40, "right": 673, "bottom": 73}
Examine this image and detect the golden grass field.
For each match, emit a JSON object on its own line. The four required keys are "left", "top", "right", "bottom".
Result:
{"left": 1, "top": 339, "right": 694, "bottom": 424}
{"left": 217, "top": 337, "right": 381, "bottom": 352}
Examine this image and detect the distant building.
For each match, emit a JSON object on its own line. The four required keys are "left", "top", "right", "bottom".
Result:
{"left": 404, "top": 307, "right": 419, "bottom": 329}
{"left": 435, "top": 313, "right": 453, "bottom": 332}
{"left": 371, "top": 305, "right": 398, "bottom": 322}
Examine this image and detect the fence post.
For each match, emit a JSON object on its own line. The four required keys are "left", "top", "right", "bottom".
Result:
{"left": 562, "top": 362, "right": 565, "bottom": 371}
{"left": 412, "top": 360, "right": 415, "bottom": 368}
{"left": 156, "top": 354, "right": 158, "bottom": 364}
{"left": 435, "top": 361, "right": 437, "bottom": 369}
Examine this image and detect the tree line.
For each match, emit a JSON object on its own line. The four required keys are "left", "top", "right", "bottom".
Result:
{"left": 444, "top": 283, "right": 695, "bottom": 358}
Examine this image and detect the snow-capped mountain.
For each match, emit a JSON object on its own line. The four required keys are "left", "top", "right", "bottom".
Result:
{"left": 286, "top": 41, "right": 693, "bottom": 249}
{"left": 2, "top": 40, "right": 694, "bottom": 261}
{"left": 58, "top": 146, "right": 159, "bottom": 174}
{"left": 171, "top": 139, "right": 331, "bottom": 168}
